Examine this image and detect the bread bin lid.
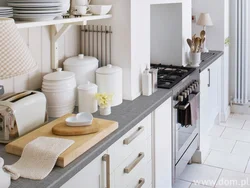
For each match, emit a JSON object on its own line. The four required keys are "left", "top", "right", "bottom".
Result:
{"left": 78, "top": 81, "right": 98, "bottom": 91}
{"left": 96, "top": 64, "right": 122, "bottom": 75}
{"left": 64, "top": 54, "right": 98, "bottom": 67}
{"left": 44, "top": 68, "right": 75, "bottom": 81}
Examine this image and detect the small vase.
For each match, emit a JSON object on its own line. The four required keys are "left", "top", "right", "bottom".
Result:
{"left": 189, "top": 52, "right": 201, "bottom": 67}
{"left": 100, "top": 106, "right": 111, "bottom": 116}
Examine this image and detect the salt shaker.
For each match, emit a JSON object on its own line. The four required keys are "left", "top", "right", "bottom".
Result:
{"left": 142, "top": 68, "right": 152, "bottom": 96}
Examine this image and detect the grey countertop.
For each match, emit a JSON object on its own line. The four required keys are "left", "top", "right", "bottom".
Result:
{"left": 0, "top": 50, "right": 223, "bottom": 188}
{"left": 199, "top": 50, "right": 224, "bottom": 72}
{"left": 0, "top": 88, "right": 172, "bottom": 188}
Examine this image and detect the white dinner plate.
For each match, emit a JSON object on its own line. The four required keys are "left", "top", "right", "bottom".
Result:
{"left": 0, "top": 7, "right": 13, "bottom": 10}
{"left": 8, "top": 0, "right": 60, "bottom": 2}
{"left": 0, "top": 14, "right": 13, "bottom": 18}
{"left": 8, "top": 2, "right": 62, "bottom": 8}
{"left": 13, "top": 6, "right": 62, "bottom": 11}
{"left": 14, "top": 10, "right": 62, "bottom": 14}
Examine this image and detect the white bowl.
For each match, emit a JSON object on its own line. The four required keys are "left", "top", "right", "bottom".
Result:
{"left": 89, "top": 5, "right": 112, "bottom": 15}
{"left": 66, "top": 112, "right": 93, "bottom": 126}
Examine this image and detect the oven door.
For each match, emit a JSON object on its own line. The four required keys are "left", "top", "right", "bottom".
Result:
{"left": 173, "top": 92, "right": 200, "bottom": 171}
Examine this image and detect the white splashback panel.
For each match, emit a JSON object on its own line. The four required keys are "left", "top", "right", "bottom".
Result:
{"left": 151, "top": 3, "right": 182, "bottom": 65}
{"left": 0, "top": 26, "right": 80, "bottom": 96}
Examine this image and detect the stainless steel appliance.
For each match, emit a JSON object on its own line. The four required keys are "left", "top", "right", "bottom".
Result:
{"left": 0, "top": 91, "right": 47, "bottom": 143}
{"left": 151, "top": 64, "right": 200, "bottom": 181}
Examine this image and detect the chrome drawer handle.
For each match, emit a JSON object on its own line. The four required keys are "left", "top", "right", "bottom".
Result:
{"left": 124, "top": 152, "right": 144, "bottom": 174}
{"left": 135, "top": 178, "right": 145, "bottom": 188}
{"left": 102, "top": 154, "right": 110, "bottom": 188}
{"left": 123, "top": 127, "right": 144, "bottom": 145}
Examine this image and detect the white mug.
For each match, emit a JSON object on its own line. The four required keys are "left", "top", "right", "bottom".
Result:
{"left": 74, "top": 0, "right": 92, "bottom": 6}
{"left": 74, "top": 5, "right": 90, "bottom": 15}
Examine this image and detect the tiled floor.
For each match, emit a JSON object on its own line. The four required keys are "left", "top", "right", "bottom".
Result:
{"left": 174, "top": 114, "right": 250, "bottom": 188}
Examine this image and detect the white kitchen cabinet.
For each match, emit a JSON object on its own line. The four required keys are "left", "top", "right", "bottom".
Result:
{"left": 61, "top": 151, "right": 110, "bottom": 188}
{"left": 199, "top": 57, "right": 222, "bottom": 160}
{"left": 153, "top": 98, "right": 172, "bottom": 188}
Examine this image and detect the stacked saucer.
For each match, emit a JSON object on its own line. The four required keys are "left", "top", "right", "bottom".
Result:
{"left": 0, "top": 7, "right": 13, "bottom": 18}
{"left": 7, "top": 0, "right": 64, "bottom": 21}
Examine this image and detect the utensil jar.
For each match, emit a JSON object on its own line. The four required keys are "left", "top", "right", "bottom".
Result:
{"left": 189, "top": 52, "right": 201, "bottom": 67}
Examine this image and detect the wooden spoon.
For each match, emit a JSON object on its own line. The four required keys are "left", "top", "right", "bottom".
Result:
{"left": 195, "top": 37, "right": 201, "bottom": 53}
{"left": 187, "top": 39, "right": 193, "bottom": 49}
{"left": 192, "top": 34, "right": 196, "bottom": 43}
{"left": 200, "top": 30, "right": 206, "bottom": 39}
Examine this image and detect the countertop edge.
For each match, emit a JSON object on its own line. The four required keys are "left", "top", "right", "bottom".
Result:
{"left": 199, "top": 51, "right": 224, "bottom": 72}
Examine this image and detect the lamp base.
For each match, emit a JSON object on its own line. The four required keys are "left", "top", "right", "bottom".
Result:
{"left": 202, "top": 47, "right": 209, "bottom": 53}
{"left": 0, "top": 85, "right": 4, "bottom": 95}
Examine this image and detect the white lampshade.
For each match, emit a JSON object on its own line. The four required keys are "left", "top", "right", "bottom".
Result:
{"left": 0, "top": 18, "right": 37, "bottom": 80}
{"left": 197, "top": 13, "right": 213, "bottom": 26}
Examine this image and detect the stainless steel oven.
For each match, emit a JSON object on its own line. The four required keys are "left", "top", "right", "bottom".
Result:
{"left": 172, "top": 69, "right": 200, "bottom": 180}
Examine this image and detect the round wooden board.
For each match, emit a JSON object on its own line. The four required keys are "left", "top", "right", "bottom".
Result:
{"left": 52, "top": 119, "right": 100, "bottom": 136}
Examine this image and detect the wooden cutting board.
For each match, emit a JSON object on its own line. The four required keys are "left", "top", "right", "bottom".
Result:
{"left": 52, "top": 120, "right": 99, "bottom": 136}
{"left": 5, "top": 114, "right": 118, "bottom": 167}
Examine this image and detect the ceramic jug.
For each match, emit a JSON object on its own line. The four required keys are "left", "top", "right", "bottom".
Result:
{"left": 0, "top": 158, "right": 10, "bottom": 188}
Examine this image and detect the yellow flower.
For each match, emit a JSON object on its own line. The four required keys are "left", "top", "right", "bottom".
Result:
{"left": 95, "top": 93, "right": 113, "bottom": 108}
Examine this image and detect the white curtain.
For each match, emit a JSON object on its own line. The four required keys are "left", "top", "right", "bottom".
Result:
{"left": 233, "top": 0, "right": 249, "bottom": 104}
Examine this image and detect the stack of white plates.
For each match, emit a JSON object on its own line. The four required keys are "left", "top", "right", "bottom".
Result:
{"left": 0, "top": 7, "right": 13, "bottom": 18}
{"left": 7, "top": 0, "right": 66, "bottom": 21}
{"left": 42, "top": 68, "right": 77, "bottom": 118}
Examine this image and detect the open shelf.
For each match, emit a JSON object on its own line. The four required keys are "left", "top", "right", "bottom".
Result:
{"left": 16, "top": 14, "right": 112, "bottom": 29}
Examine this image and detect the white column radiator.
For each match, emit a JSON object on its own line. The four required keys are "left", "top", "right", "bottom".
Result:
{"left": 234, "top": 0, "right": 249, "bottom": 104}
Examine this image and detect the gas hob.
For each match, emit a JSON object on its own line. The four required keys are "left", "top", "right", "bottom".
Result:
{"left": 150, "top": 64, "right": 196, "bottom": 89}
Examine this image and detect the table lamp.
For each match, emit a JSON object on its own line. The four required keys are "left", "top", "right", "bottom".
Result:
{"left": 197, "top": 13, "right": 213, "bottom": 52}
{"left": 0, "top": 18, "right": 37, "bottom": 95}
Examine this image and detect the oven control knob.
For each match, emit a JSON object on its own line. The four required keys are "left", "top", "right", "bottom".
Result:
{"left": 185, "top": 90, "right": 190, "bottom": 95}
{"left": 178, "top": 95, "right": 184, "bottom": 102}
{"left": 182, "top": 92, "right": 187, "bottom": 98}
{"left": 188, "top": 88, "right": 192, "bottom": 93}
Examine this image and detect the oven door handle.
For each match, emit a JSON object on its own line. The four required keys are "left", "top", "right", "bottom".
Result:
{"left": 174, "top": 92, "right": 200, "bottom": 110}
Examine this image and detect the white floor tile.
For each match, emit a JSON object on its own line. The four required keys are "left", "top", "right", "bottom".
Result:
{"left": 180, "top": 164, "right": 222, "bottom": 187}
{"left": 243, "top": 121, "right": 250, "bottom": 131}
{"left": 221, "top": 128, "right": 250, "bottom": 142}
{"left": 173, "top": 179, "right": 192, "bottom": 188}
{"left": 221, "top": 118, "right": 245, "bottom": 129}
{"left": 190, "top": 184, "right": 212, "bottom": 188}
{"left": 210, "top": 137, "right": 236, "bottom": 153}
{"left": 215, "top": 169, "right": 250, "bottom": 188}
{"left": 233, "top": 114, "right": 250, "bottom": 121}
{"left": 209, "top": 126, "right": 225, "bottom": 137}
{"left": 232, "top": 141, "right": 250, "bottom": 156}
{"left": 205, "top": 150, "right": 249, "bottom": 172}
{"left": 245, "top": 160, "right": 250, "bottom": 174}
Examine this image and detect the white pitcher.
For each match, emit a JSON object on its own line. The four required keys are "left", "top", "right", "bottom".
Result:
{"left": 74, "top": 0, "right": 92, "bottom": 6}
{"left": 0, "top": 158, "right": 10, "bottom": 188}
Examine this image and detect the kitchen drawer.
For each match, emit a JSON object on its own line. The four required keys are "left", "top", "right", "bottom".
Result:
{"left": 125, "top": 160, "right": 152, "bottom": 188}
{"left": 114, "top": 144, "right": 147, "bottom": 188}
{"left": 109, "top": 116, "right": 151, "bottom": 172}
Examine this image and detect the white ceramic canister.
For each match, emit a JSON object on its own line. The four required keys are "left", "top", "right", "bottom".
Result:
{"left": 96, "top": 64, "right": 123, "bottom": 107}
{"left": 0, "top": 158, "right": 10, "bottom": 188}
{"left": 63, "top": 54, "right": 98, "bottom": 105}
{"left": 42, "top": 68, "right": 77, "bottom": 117}
{"left": 78, "top": 82, "right": 98, "bottom": 113}
{"left": 189, "top": 52, "right": 201, "bottom": 67}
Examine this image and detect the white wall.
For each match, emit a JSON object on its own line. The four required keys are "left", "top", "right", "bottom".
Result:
{"left": 192, "top": 0, "right": 230, "bottom": 121}
{"left": 151, "top": 3, "right": 182, "bottom": 65}
{"left": 0, "top": 26, "right": 80, "bottom": 96}
{"left": 90, "top": 0, "right": 191, "bottom": 100}
{"left": 0, "top": 0, "right": 81, "bottom": 95}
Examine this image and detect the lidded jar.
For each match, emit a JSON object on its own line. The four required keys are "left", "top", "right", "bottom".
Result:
{"left": 96, "top": 64, "right": 123, "bottom": 107}
{"left": 78, "top": 82, "right": 98, "bottom": 113}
